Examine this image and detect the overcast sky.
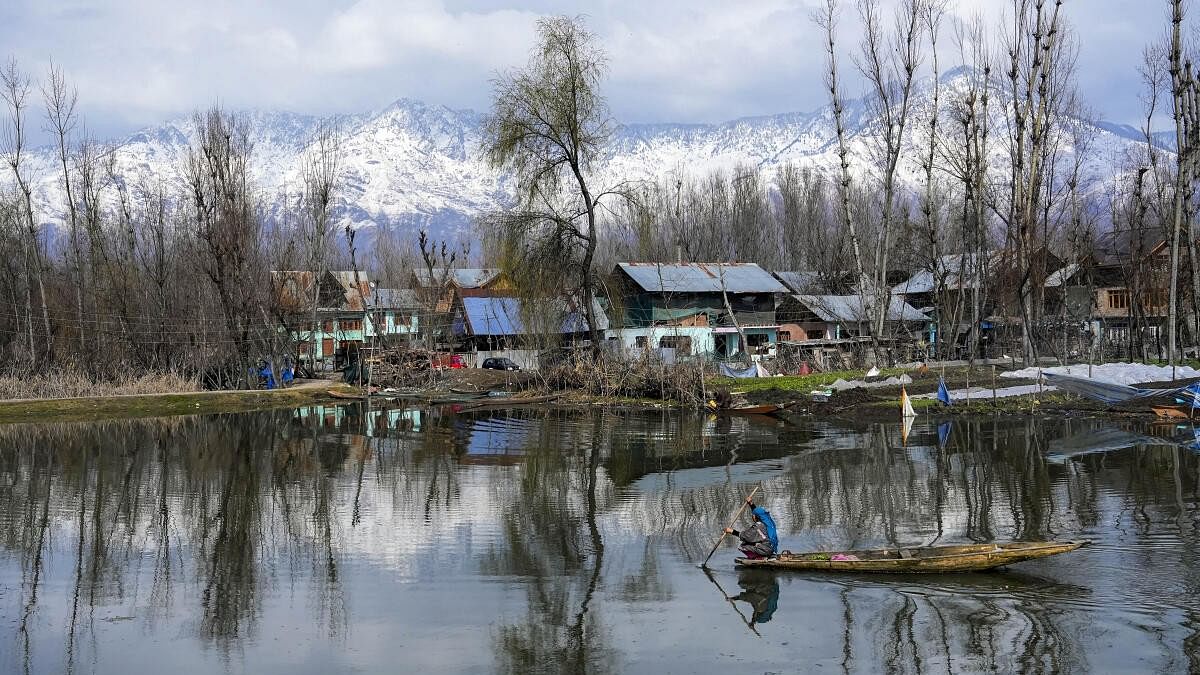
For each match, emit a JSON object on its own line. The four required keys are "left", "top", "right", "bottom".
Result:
{"left": 0, "top": 0, "right": 1170, "bottom": 142}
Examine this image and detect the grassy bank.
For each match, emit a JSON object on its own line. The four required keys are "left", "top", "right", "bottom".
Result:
{"left": 0, "top": 382, "right": 352, "bottom": 425}
{"left": 707, "top": 367, "right": 909, "bottom": 393}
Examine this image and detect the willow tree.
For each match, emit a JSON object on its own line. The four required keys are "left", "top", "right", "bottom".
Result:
{"left": 482, "top": 15, "right": 624, "bottom": 355}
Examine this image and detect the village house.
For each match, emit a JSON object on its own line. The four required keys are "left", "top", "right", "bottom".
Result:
{"left": 451, "top": 293, "right": 608, "bottom": 369}
{"left": 1051, "top": 230, "right": 1170, "bottom": 358}
{"left": 272, "top": 270, "right": 421, "bottom": 371}
{"left": 774, "top": 294, "right": 928, "bottom": 342}
{"left": 606, "top": 262, "right": 788, "bottom": 361}
{"left": 891, "top": 249, "right": 1067, "bottom": 357}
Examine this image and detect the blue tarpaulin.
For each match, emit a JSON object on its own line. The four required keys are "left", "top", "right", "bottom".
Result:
{"left": 718, "top": 362, "right": 769, "bottom": 378}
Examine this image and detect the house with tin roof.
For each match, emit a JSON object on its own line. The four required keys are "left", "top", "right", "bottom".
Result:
{"left": 607, "top": 262, "right": 788, "bottom": 360}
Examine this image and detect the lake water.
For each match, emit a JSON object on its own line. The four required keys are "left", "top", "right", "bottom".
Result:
{"left": 0, "top": 404, "right": 1198, "bottom": 674}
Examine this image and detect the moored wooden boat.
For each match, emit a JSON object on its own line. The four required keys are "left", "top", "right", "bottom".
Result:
{"left": 457, "top": 392, "right": 564, "bottom": 410}
{"left": 724, "top": 404, "right": 785, "bottom": 415}
{"left": 735, "top": 540, "right": 1087, "bottom": 573}
{"left": 1151, "top": 404, "right": 1193, "bottom": 420}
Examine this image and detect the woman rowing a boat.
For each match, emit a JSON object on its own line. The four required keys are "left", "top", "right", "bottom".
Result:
{"left": 724, "top": 498, "right": 778, "bottom": 559}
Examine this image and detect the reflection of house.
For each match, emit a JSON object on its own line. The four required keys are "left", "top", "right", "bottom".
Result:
{"left": 606, "top": 262, "right": 787, "bottom": 360}
{"left": 272, "top": 270, "right": 421, "bottom": 369}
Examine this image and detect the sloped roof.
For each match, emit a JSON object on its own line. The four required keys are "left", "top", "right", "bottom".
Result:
{"left": 617, "top": 262, "right": 788, "bottom": 294}
{"left": 413, "top": 268, "right": 500, "bottom": 289}
{"left": 792, "top": 294, "right": 929, "bottom": 323}
{"left": 773, "top": 271, "right": 823, "bottom": 293}
{"left": 271, "top": 270, "right": 369, "bottom": 311}
{"left": 892, "top": 253, "right": 993, "bottom": 295}
{"left": 1044, "top": 263, "right": 1081, "bottom": 288}
{"left": 328, "top": 271, "right": 371, "bottom": 310}
{"left": 460, "top": 296, "right": 609, "bottom": 336}
{"left": 372, "top": 288, "right": 420, "bottom": 309}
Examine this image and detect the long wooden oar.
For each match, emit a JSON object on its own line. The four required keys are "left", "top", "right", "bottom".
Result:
{"left": 700, "top": 485, "right": 760, "bottom": 568}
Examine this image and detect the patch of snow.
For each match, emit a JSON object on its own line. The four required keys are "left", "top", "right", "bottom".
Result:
{"left": 829, "top": 374, "right": 913, "bottom": 390}
{"left": 1000, "top": 363, "right": 1200, "bottom": 386}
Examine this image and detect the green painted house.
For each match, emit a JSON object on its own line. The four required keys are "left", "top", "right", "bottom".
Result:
{"left": 272, "top": 271, "right": 420, "bottom": 370}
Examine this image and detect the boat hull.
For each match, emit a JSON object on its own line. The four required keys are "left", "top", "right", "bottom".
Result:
{"left": 735, "top": 540, "right": 1087, "bottom": 573}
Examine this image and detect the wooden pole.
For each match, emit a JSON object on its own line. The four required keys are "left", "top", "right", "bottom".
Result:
{"left": 702, "top": 567, "right": 762, "bottom": 637}
{"left": 701, "top": 485, "right": 761, "bottom": 568}
{"left": 992, "top": 365, "right": 997, "bottom": 406}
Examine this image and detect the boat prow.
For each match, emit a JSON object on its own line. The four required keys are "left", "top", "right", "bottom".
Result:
{"left": 735, "top": 540, "right": 1087, "bottom": 573}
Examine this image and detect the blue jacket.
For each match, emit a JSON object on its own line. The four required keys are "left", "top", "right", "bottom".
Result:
{"left": 751, "top": 506, "right": 778, "bottom": 551}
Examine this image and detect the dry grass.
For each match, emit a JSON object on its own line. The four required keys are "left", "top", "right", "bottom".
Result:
{"left": 0, "top": 367, "right": 200, "bottom": 400}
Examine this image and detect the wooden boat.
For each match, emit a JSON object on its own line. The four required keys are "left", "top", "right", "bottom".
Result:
{"left": 457, "top": 393, "right": 564, "bottom": 410}
{"left": 1151, "top": 404, "right": 1194, "bottom": 420}
{"left": 327, "top": 389, "right": 366, "bottom": 400}
{"left": 735, "top": 540, "right": 1087, "bottom": 573}
{"left": 725, "top": 404, "right": 785, "bottom": 415}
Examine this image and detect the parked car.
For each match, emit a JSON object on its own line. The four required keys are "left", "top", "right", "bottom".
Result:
{"left": 432, "top": 353, "right": 465, "bottom": 369}
{"left": 482, "top": 357, "right": 520, "bottom": 371}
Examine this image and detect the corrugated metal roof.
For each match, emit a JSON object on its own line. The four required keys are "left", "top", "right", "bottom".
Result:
{"left": 372, "top": 288, "right": 420, "bottom": 309}
{"left": 892, "top": 253, "right": 993, "bottom": 295}
{"left": 792, "top": 295, "right": 929, "bottom": 323}
{"left": 773, "top": 271, "right": 823, "bottom": 293}
{"left": 460, "top": 297, "right": 610, "bottom": 336}
{"left": 618, "top": 262, "right": 788, "bottom": 294}
{"left": 413, "top": 268, "right": 500, "bottom": 289}
{"left": 1043, "top": 263, "right": 1080, "bottom": 288}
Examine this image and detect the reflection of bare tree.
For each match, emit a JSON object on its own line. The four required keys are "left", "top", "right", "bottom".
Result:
{"left": 198, "top": 425, "right": 264, "bottom": 645}
{"left": 485, "top": 412, "right": 618, "bottom": 675}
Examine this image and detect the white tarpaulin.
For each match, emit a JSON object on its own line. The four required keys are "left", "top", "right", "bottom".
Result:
{"left": 1001, "top": 363, "right": 1200, "bottom": 385}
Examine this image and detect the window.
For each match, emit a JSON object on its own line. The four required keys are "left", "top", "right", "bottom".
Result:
{"left": 322, "top": 320, "right": 333, "bottom": 332}
{"left": 299, "top": 341, "right": 310, "bottom": 354}
{"left": 1143, "top": 289, "right": 1167, "bottom": 309}
{"left": 341, "top": 319, "right": 363, "bottom": 332}
{"left": 1107, "top": 290, "right": 1130, "bottom": 310}
{"left": 808, "top": 330, "right": 825, "bottom": 340}
{"left": 635, "top": 336, "right": 649, "bottom": 348}
{"left": 778, "top": 330, "right": 792, "bottom": 342}
{"left": 659, "top": 336, "right": 692, "bottom": 356}
{"left": 747, "top": 333, "right": 769, "bottom": 347}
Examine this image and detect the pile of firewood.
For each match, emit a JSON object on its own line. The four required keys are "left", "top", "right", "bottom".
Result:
{"left": 368, "top": 347, "right": 439, "bottom": 386}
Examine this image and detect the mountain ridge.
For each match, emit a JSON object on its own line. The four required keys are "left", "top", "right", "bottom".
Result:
{"left": 17, "top": 70, "right": 1164, "bottom": 241}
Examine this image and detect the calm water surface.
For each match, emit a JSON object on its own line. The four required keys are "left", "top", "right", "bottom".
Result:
{"left": 1, "top": 404, "right": 1198, "bottom": 674}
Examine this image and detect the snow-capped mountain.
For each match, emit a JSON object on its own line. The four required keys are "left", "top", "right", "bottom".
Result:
{"left": 18, "top": 68, "right": 1160, "bottom": 241}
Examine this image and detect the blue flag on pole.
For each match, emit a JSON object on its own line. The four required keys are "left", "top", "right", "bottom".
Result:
{"left": 937, "top": 377, "right": 952, "bottom": 406}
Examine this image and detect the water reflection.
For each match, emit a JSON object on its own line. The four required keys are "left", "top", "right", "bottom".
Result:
{"left": 0, "top": 408, "right": 1197, "bottom": 673}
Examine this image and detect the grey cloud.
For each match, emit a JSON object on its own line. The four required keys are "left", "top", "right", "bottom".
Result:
{"left": 0, "top": 0, "right": 1175, "bottom": 144}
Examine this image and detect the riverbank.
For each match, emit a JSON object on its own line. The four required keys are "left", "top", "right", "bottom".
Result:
{"left": 0, "top": 378, "right": 357, "bottom": 424}
{"left": 0, "top": 362, "right": 1190, "bottom": 425}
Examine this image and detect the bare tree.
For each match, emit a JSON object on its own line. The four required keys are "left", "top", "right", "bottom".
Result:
{"left": 1, "top": 58, "right": 53, "bottom": 366}
{"left": 482, "top": 15, "right": 631, "bottom": 356}
{"left": 1168, "top": 0, "right": 1200, "bottom": 363}
{"left": 998, "top": 0, "right": 1075, "bottom": 364}
{"left": 42, "top": 63, "right": 87, "bottom": 357}
{"left": 814, "top": 0, "right": 875, "bottom": 353}
{"left": 301, "top": 124, "right": 343, "bottom": 371}
{"left": 856, "top": 0, "right": 924, "bottom": 348}
{"left": 184, "top": 106, "right": 263, "bottom": 387}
